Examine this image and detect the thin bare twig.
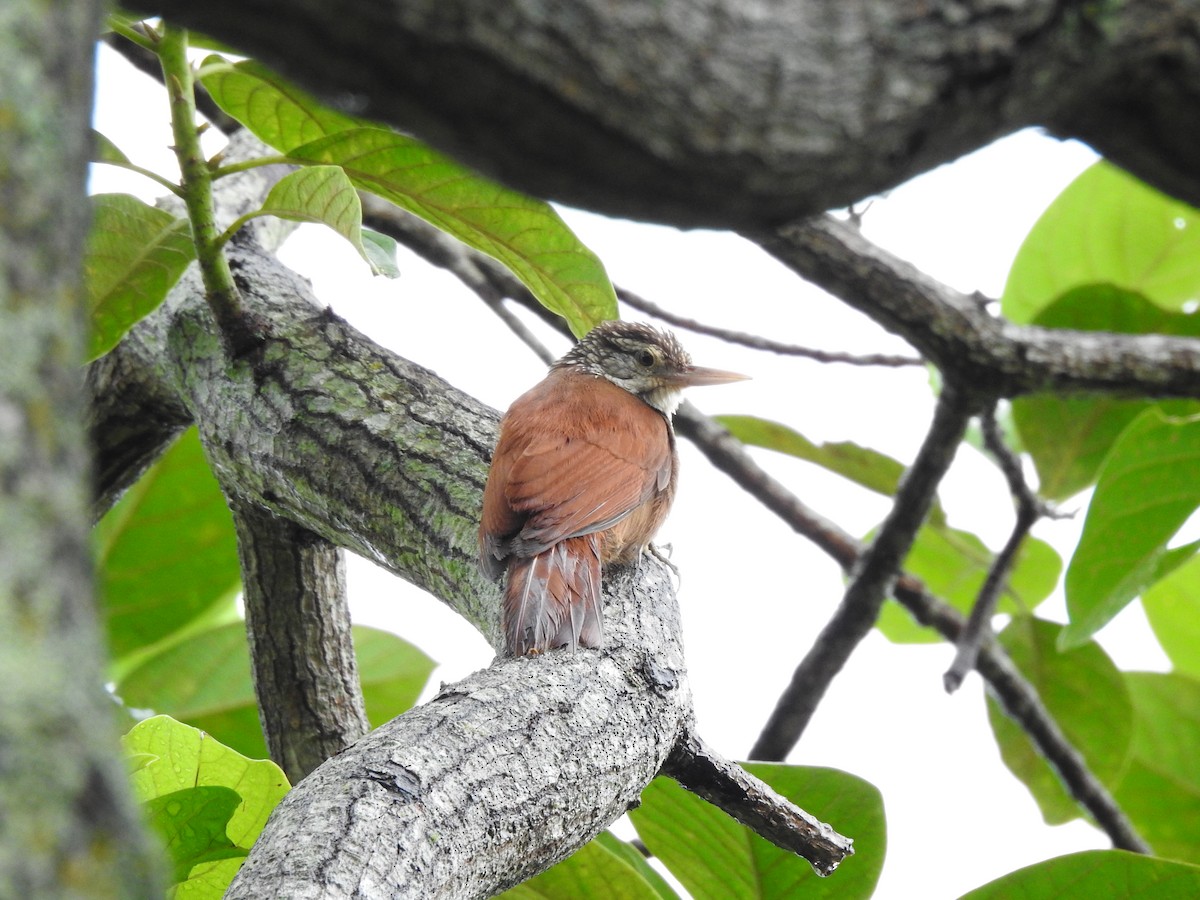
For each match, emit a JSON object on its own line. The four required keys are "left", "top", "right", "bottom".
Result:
{"left": 748, "top": 385, "right": 977, "bottom": 760}
{"left": 617, "top": 286, "right": 923, "bottom": 367}
{"left": 944, "top": 408, "right": 1049, "bottom": 693}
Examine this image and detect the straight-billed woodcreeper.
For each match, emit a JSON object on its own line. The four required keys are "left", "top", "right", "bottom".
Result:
{"left": 479, "top": 321, "right": 746, "bottom": 656}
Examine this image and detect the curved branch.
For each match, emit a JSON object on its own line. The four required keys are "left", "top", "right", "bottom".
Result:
{"left": 226, "top": 565, "right": 701, "bottom": 898}
{"left": 145, "top": 0, "right": 1200, "bottom": 227}
{"left": 753, "top": 215, "right": 1200, "bottom": 398}
{"left": 943, "top": 408, "right": 1052, "bottom": 693}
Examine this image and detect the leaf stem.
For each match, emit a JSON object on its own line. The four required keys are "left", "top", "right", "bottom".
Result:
{"left": 158, "top": 25, "right": 253, "bottom": 353}
{"left": 211, "top": 154, "right": 293, "bottom": 180}
{"left": 93, "top": 157, "right": 185, "bottom": 197}
{"left": 214, "top": 211, "right": 267, "bottom": 250}
{"left": 105, "top": 15, "right": 158, "bottom": 53}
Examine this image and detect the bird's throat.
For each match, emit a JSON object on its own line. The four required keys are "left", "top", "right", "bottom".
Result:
{"left": 642, "top": 385, "right": 683, "bottom": 418}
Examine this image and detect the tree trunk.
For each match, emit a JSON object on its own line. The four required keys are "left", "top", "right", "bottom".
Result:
{"left": 0, "top": 2, "right": 161, "bottom": 895}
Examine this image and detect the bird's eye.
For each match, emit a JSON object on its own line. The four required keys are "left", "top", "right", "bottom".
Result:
{"left": 637, "top": 349, "right": 656, "bottom": 368}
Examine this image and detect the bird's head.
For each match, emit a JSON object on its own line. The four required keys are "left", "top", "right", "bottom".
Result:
{"left": 556, "top": 321, "right": 747, "bottom": 416}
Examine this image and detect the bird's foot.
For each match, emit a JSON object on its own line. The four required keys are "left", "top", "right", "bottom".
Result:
{"left": 646, "top": 542, "right": 681, "bottom": 588}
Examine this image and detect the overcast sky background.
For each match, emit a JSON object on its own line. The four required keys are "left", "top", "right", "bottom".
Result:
{"left": 91, "top": 43, "right": 1170, "bottom": 898}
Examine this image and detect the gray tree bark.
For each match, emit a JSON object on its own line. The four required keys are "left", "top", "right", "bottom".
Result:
{"left": 147, "top": 0, "right": 1200, "bottom": 227}
{"left": 233, "top": 500, "right": 370, "bottom": 784}
{"left": 0, "top": 2, "right": 161, "bottom": 896}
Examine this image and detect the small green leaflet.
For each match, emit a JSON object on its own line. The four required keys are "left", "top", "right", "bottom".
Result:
{"left": 1062, "top": 408, "right": 1200, "bottom": 648}
{"left": 256, "top": 166, "right": 399, "bottom": 277}
{"left": 716, "top": 414, "right": 911, "bottom": 499}
{"left": 84, "top": 193, "right": 195, "bottom": 361}
{"left": 199, "top": 56, "right": 364, "bottom": 151}
{"left": 91, "top": 128, "right": 130, "bottom": 164}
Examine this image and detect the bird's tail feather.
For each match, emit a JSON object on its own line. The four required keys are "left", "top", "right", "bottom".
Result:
{"left": 503, "top": 535, "right": 602, "bottom": 656}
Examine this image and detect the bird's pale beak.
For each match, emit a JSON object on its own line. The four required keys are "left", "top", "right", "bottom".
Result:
{"left": 670, "top": 365, "right": 750, "bottom": 387}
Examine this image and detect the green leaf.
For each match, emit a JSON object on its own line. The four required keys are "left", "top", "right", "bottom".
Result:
{"left": 1001, "top": 161, "right": 1200, "bottom": 324}
{"left": 95, "top": 428, "right": 241, "bottom": 660}
{"left": 257, "top": 166, "right": 397, "bottom": 277}
{"left": 1062, "top": 409, "right": 1200, "bottom": 648}
{"left": 116, "top": 622, "right": 434, "bottom": 759}
{"left": 90, "top": 128, "right": 130, "bottom": 164}
{"left": 289, "top": 127, "right": 616, "bottom": 337}
{"left": 1143, "top": 554, "right": 1200, "bottom": 677}
{"left": 199, "top": 57, "right": 364, "bottom": 149}
{"left": 143, "top": 786, "right": 247, "bottom": 883}
{"left": 877, "top": 523, "right": 1060, "bottom": 644}
{"left": 630, "top": 765, "right": 884, "bottom": 900}
{"left": 959, "top": 850, "right": 1200, "bottom": 899}
{"left": 84, "top": 193, "right": 195, "bottom": 361}
{"left": 361, "top": 228, "right": 401, "bottom": 278}
{"left": 986, "top": 617, "right": 1132, "bottom": 824}
{"left": 123, "top": 716, "right": 289, "bottom": 895}
{"left": 593, "top": 832, "right": 680, "bottom": 900}
{"left": 716, "top": 414, "right": 909, "bottom": 499}
{"left": 1011, "top": 286, "right": 1200, "bottom": 500}
{"left": 500, "top": 835, "right": 669, "bottom": 900}
{"left": 1111, "top": 672, "right": 1200, "bottom": 864}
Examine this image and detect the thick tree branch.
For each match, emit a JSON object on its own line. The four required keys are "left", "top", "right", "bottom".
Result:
{"left": 225, "top": 565, "right": 698, "bottom": 898}
{"left": 753, "top": 216, "right": 1200, "bottom": 398}
{"left": 146, "top": 0, "right": 1200, "bottom": 226}
{"left": 663, "top": 730, "right": 854, "bottom": 876}
{"left": 750, "top": 386, "right": 976, "bottom": 760}
{"left": 233, "top": 501, "right": 370, "bottom": 783}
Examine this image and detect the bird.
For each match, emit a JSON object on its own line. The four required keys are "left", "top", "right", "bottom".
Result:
{"left": 479, "top": 320, "right": 747, "bottom": 656}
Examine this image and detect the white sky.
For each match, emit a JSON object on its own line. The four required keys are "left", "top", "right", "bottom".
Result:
{"left": 91, "top": 43, "right": 1170, "bottom": 899}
